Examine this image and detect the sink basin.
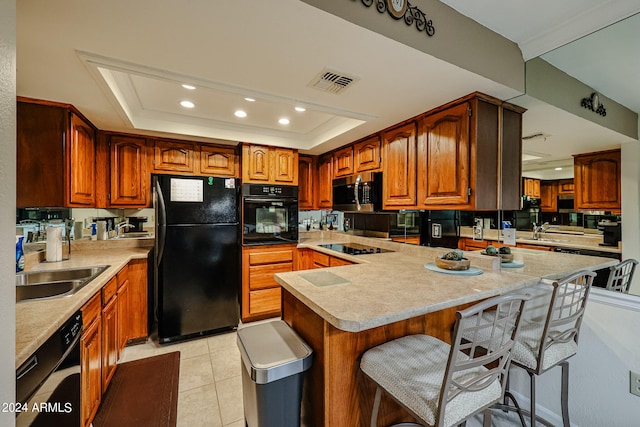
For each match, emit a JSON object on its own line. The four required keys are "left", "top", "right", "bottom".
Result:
{"left": 534, "top": 238, "right": 569, "bottom": 243}
{"left": 115, "top": 232, "right": 151, "bottom": 239}
{"left": 16, "top": 265, "right": 109, "bottom": 302}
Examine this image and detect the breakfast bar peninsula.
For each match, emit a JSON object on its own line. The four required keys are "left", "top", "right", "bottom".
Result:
{"left": 274, "top": 236, "right": 617, "bottom": 426}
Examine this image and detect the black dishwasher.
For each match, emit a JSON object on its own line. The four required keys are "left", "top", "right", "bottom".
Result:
{"left": 554, "top": 247, "right": 620, "bottom": 288}
{"left": 16, "top": 311, "right": 82, "bottom": 427}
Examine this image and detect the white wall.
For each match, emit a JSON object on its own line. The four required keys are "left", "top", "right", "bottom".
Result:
{"left": 621, "top": 141, "right": 640, "bottom": 294}
{"left": 0, "top": 0, "right": 16, "bottom": 425}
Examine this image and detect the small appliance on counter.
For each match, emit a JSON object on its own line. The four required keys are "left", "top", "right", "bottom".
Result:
{"left": 598, "top": 220, "right": 621, "bottom": 247}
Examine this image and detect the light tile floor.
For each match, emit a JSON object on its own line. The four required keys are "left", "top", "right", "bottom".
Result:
{"left": 120, "top": 327, "right": 525, "bottom": 427}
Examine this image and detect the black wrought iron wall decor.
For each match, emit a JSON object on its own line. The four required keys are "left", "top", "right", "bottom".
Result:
{"left": 358, "top": 0, "right": 435, "bottom": 37}
{"left": 581, "top": 92, "right": 607, "bottom": 117}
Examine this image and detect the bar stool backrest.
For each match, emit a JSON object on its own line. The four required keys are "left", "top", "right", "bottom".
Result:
{"left": 606, "top": 259, "right": 638, "bottom": 294}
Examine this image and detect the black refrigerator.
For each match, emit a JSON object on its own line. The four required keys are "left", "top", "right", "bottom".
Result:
{"left": 420, "top": 210, "right": 460, "bottom": 249}
{"left": 154, "top": 174, "right": 240, "bottom": 344}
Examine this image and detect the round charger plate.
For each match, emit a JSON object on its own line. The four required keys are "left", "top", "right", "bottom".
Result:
{"left": 424, "top": 263, "right": 483, "bottom": 276}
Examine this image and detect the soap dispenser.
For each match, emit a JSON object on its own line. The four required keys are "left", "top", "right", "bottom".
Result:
{"left": 16, "top": 236, "right": 25, "bottom": 272}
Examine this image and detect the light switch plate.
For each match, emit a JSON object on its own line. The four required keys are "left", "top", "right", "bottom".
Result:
{"left": 630, "top": 371, "right": 640, "bottom": 397}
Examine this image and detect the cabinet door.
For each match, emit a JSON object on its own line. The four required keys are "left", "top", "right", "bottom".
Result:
{"left": 127, "top": 259, "right": 148, "bottom": 341}
{"left": 558, "top": 179, "right": 574, "bottom": 195}
{"left": 68, "top": 113, "right": 96, "bottom": 206}
{"left": 383, "top": 122, "right": 417, "bottom": 208}
{"left": 273, "top": 148, "right": 297, "bottom": 184}
{"left": 574, "top": 150, "right": 621, "bottom": 210}
{"left": 116, "top": 279, "right": 130, "bottom": 359}
{"left": 532, "top": 179, "right": 541, "bottom": 198}
{"left": 244, "top": 145, "right": 271, "bottom": 182}
{"left": 152, "top": 140, "right": 195, "bottom": 173}
{"left": 540, "top": 181, "right": 557, "bottom": 212}
{"left": 81, "top": 317, "right": 101, "bottom": 427}
{"left": 354, "top": 136, "right": 381, "bottom": 172}
{"left": 200, "top": 145, "right": 237, "bottom": 176}
{"left": 318, "top": 154, "right": 333, "bottom": 209}
{"left": 298, "top": 156, "right": 316, "bottom": 210}
{"left": 101, "top": 296, "right": 118, "bottom": 393}
{"left": 419, "top": 103, "right": 470, "bottom": 206}
{"left": 110, "top": 135, "right": 148, "bottom": 207}
{"left": 333, "top": 146, "right": 354, "bottom": 177}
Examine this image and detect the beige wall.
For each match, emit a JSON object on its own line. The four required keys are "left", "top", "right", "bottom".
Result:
{"left": 0, "top": 0, "right": 16, "bottom": 423}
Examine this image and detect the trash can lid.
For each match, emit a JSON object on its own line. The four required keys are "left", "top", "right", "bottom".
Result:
{"left": 237, "top": 320, "right": 313, "bottom": 384}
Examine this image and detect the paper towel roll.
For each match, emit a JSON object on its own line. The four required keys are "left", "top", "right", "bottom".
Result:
{"left": 46, "top": 226, "right": 63, "bottom": 262}
{"left": 97, "top": 221, "right": 107, "bottom": 241}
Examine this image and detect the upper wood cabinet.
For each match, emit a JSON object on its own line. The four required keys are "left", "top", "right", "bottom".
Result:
{"left": 418, "top": 102, "right": 470, "bottom": 207}
{"left": 523, "top": 177, "right": 541, "bottom": 199}
{"left": 17, "top": 99, "right": 96, "bottom": 207}
{"left": 108, "top": 135, "right": 149, "bottom": 207}
{"left": 298, "top": 155, "right": 317, "bottom": 210}
{"left": 333, "top": 146, "right": 354, "bottom": 177}
{"left": 200, "top": 145, "right": 237, "bottom": 176}
{"left": 354, "top": 136, "right": 381, "bottom": 172}
{"left": 557, "top": 178, "right": 575, "bottom": 195}
{"left": 382, "top": 122, "right": 417, "bottom": 209}
{"left": 152, "top": 139, "right": 196, "bottom": 173}
{"left": 540, "top": 180, "right": 558, "bottom": 212}
{"left": 574, "top": 149, "right": 621, "bottom": 211}
{"left": 318, "top": 153, "right": 333, "bottom": 209}
{"left": 243, "top": 144, "right": 298, "bottom": 185}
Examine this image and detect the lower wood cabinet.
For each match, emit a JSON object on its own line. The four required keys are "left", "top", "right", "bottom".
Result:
{"left": 390, "top": 236, "right": 421, "bottom": 245}
{"left": 242, "top": 245, "right": 297, "bottom": 322}
{"left": 458, "top": 238, "right": 490, "bottom": 251}
{"left": 80, "top": 293, "right": 102, "bottom": 427}
{"left": 297, "top": 248, "right": 356, "bottom": 269}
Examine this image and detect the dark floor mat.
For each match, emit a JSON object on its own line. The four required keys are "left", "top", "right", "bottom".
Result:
{"left": 93, "top": 351, "right": 180, "bottom": 427}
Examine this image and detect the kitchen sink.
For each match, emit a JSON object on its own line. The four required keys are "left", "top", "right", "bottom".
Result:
{"left": 534, "top": 238, "right": 569, "bottom": 243}
{"left": 16, "top": 265, "right": 109, "bottom": 302}
{"left": 115, "top": 232, "right": 151, "bottom": 239}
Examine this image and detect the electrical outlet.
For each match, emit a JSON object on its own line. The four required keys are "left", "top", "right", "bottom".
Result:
{"left": 630, "top": 371, "right": 640, "bottom": 397}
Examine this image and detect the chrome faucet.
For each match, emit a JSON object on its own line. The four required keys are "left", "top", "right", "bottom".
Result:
{"left": 532, "top": 222, "right": 556, "bottom": 240}
{"left": 116, "top": 221, "right": 134, "bottom": 238}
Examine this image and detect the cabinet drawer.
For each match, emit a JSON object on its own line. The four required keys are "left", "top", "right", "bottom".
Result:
{"left": 249, "top": 288, "right": 281, "bottom": 315}
{"left": 116, "top": 265, "right": 129, "bottom": 288}
{"left": 82, "top": 293, "right": 101, "bottom": 329}
{"left": 101, "top": 277, "right": 117, "bottom": 306}
{"left": 249, "top": 249, "right": 294, "bottom": 265}
{"left": 249, "top": 263, "right": 293, "bottom": 290}
{"left": 312, "top": 251, "right": 330, "bottom": 268}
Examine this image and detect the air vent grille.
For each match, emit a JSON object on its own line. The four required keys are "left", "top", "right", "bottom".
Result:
{"left": 309, "top": 68, "right": 359, "bottom": 94}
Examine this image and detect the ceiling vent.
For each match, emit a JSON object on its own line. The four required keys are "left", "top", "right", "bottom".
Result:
{"left": 308, "top": 68, "right": 359, "bottom": 94}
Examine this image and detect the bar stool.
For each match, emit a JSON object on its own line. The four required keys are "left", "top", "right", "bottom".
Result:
{"left": 360, "top": 293, "right": 529, "bottom": 427}
{"left": 495, "top": 270, "right": 596, "bottom": 427}
{"left": 605, "top": 259, "right": 638, "bottom": 293}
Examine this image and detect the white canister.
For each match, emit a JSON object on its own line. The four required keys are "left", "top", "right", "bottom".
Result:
{"left": 96, "top": 221, "right": 107, "bottom": 240}
{"left": 46, "top": 226, "right": 63, "bottom": 262}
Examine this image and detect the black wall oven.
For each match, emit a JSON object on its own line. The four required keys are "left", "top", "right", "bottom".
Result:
{"left": 242, "top": 184, "right": 298, "bottom": 245}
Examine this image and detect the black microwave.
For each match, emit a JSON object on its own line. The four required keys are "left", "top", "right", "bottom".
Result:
{"left": 332, "top": 172, "right": 382, "bottom": 212}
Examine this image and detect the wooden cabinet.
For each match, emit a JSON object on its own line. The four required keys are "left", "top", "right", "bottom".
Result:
{"left": 200, "top": 145, "right": 237, "bottom": 176}
{"left": 17, "top": 99, "right": 96, "bottom": 207}
{"left": 333, "top": 146, "right": 354, "bottom": 177}
{"left": 318, "top": 153, "right": 333, "bottom": 209}
{"left": 418, "top": 103, "right": 470, "bottom": 207}
{"left": 101, "top": 278, "right": 118, "bottom": 393}
{"left": 516, "top": 242, "right": 553, "bottom": 251}
{"left": 557, "top": 179, "right": 574, "bottom": 195}
{"left": 80, "top": 293, "right": 102, "bottom": 427}
{"left": 116, "top": 265, "right": 130, "bottom": 358}
{"left": 458, "top": 238, "right": 490, "bottom": 251}
{"left": 574, "top": 149, "right": 621, "bottom": 211}
{"left": 523, "top": 177, "right": 541, "bottom": 199}
{"left": 382, "top": 122, "right": 417, "bottom": 209}
{"left": 243, "top": 144, "right": 298, "bottom": 185}
{"left": 390, "top": 236, "right": 421, "bottom": 245}
{"left": 297, "top": 248, "right": 356, "bottom": 269}
{"left": 152, "top": 139, "right": 196, "bottom": 173}
{"left": 242, "top": 245, "right": 296, "bottom": 322}
{"left": 126, "top": 258, "right": 149, "bottom": 342}
{"left": 540, "top": 180, "right": 558, "bottom": 212}
{"left": 108, "top": 134, "right": 149, "bottom": 207}
{"left": 298, "top": 155, "right": 317, "bottom": 210}
{"left": 354, "top": 136, "right": 381, "bottom": 172}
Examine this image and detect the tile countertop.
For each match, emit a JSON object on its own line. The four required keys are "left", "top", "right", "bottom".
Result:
{"left": 275, "top": 232, "right": 618, "bottom": 333}
{"left": 16, "top": 241, "right": 152, "bottom": 368}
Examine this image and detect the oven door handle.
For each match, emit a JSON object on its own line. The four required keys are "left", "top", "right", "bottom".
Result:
{"left": 243, "top": 197, "right": 297, "bottom": 203}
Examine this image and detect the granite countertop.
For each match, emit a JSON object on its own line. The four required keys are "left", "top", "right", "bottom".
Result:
{"left": 459, "top": 226, "right": 621, "bottom": 254}
{"left": 16, "top": 240, "right": 152, "bottom": 368}
{"left": 276, "top": 232, "right": 618, "bottom": 333}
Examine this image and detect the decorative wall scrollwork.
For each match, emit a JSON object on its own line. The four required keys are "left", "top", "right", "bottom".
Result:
{"left": 581, "top": 92, "right": 607, "bottom": 117}
{"left": 358, "top": 0, "right": 435, "bottom": 37}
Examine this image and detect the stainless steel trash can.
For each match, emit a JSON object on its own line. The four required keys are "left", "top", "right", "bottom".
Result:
{"left": 237, "top": 320, "right": 313, "bottom": 427}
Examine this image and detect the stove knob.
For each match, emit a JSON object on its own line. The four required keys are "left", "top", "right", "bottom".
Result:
{"left": 376, "top": 247, "right": 381, "bottom": 253}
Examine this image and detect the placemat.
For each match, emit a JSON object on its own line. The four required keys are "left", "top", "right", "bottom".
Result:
{"left": 300, "top": 271, "right": 351, "bottom": 287}
{"left": 424, "top": 263, "right": 483, "bottom": 276}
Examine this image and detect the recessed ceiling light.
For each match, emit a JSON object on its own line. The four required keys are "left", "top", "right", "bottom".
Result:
{"left": 295, "top": 106, "right": 306, "bottom": 112}
{"left": 244, "top": 97, "right": 256, "bottom": 102}
{"left": 279, "top": 118, "right": 290, "bottom": 125}
{"left": 180, "top": 100, "right": 195, "bottom": 108}
{"left": 181, "top": 84, "right": 196, "bottom": 90}
{"left": 555, "top": 167, "right": 563, "bottom": 171}
{"left": 235, "top": 110, "right": 247, "bottom": 118}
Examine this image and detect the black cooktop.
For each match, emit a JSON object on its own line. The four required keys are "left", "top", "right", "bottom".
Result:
{"left": 318, "top": 243, "right": 393, "bottom": 256}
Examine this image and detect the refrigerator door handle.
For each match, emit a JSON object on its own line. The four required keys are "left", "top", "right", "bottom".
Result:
{"left": 156, "top": 179, "right": 167, "bottom": 265}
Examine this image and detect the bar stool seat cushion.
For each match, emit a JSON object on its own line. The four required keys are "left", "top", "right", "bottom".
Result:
{"left": 512, "top": 320, "right": 578, "bottom": 371}
{"left": 361, "top": 334, "right": 501, "bottom": 427}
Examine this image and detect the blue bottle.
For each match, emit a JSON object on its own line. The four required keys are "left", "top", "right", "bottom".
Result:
{"left": 16, "top": 236, "right": 25, "bottom": 272}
